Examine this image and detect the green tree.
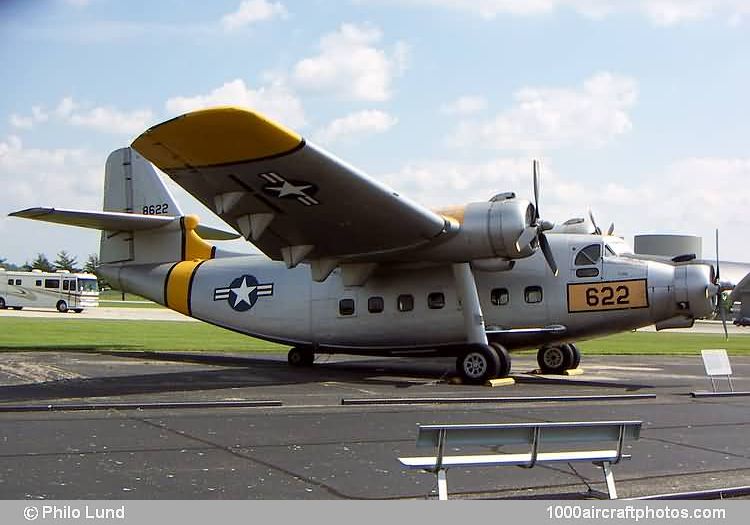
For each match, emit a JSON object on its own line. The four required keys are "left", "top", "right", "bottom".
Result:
{"left": 54, "top": 250, "right": 79, "bottom": 272}
{"left": 83, "top": 253, "right": 99, "bottom": 274}
{"left": 30, "top": 253, "right": 54, "bottom": 272}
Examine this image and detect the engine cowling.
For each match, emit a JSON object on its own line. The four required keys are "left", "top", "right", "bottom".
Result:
{"left": 417, "top": 197, "right": 536, "bottom": 263}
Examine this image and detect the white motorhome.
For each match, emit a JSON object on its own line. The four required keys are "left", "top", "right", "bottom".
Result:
{"left": 0, "top": 269, "right": 99, "bottom": 312}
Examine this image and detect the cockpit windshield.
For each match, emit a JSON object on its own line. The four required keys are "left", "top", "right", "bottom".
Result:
{"left": 78, "top": 278, "right": 99, "bottom": 293}
{"left": 574, "top": 244, "right": 601, "bottom": 266}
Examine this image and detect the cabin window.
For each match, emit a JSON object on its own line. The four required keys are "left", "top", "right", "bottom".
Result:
{"left": 44, "top": 279, "right": 60, "bottom": 289}
{"left": 397, "top": 294, "right": 414, "bottom": 312}
{"left": 574, "top": 244, "right": 601, "bottom": 266}
{"left": 368, "top": 296, "right": 384, "bottom": 313}
{"left": 63, "top": 281, "right": 69, "bottom": 291}
{"left": 576, "top": 268, "right": 600, "bottom": 278}
{"left": 7, "top": 279, "right": 12, "bottom": 285}
{"left": 491, "top": 288, "right": 510, "bottom": 306}
{"left": 35, "top": 280, "right": 42, "bottom": 287}
{"left": 524, "top": 286, "right": 543, "bottom": 304}
{"left": 427, "top": 292, "right": 445, "bottom": 309}
{"left": 339, "top": 298, "right": 355, "bottom": 316}
{"left": 15, "top": 279, "right": 21, "bottom": 285}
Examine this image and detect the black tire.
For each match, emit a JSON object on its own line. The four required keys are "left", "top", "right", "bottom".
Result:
{"left": 12, "top": 306, "right": 22, "bottom": 311}
{"left": 0, "top": 297, "right": 5, "bottom": 309}
{"left": 73, "top": 309, "right": 83, "bottom": 313}
{"left": 288, "top": 346, "right": 314, "bottom": 367}
{"left": 566, "top": 343, "right": 581, "bottom": 369}
{"left": 456, "top": 344, "right": 500, "bottom": 384}
{"left": 489, "top": 342, "right": 512, "bottom": 378}
{"left": 537, "top": 345, "right": 572, "bottom": 374}
{"left": 56, "top": 300, "right": 68, "bottom": 313}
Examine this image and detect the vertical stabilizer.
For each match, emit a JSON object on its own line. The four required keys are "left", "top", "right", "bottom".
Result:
{"left": 100, "top": 148, "right": 183, "bottom": 263}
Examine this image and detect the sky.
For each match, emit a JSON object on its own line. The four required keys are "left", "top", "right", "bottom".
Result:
{"left": 1, "top": 0, "right": 749, "bottom": 266}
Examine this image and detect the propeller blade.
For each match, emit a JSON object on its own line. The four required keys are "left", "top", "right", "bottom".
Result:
{"left": 515, "top": 225, "right": 538, "bottom": 252}
{"left": 715, "top": 228, "right": 721, "bottom": 282}
{"left": 539, "top": 233, "right": 558, "bottom": 276}
{"left": 532, "top": 160, "right": 540, "bottom": 221}
{"left": 588, "top": 209, "right": 601, "bottom": 235}
{"left": 607, "top": 223, "right": 615, "bottom": 236}
{"left": 720, "top": 298, "right": 728, "bottom": 340}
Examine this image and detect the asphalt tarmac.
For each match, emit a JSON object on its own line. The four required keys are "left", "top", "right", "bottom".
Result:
{"left": 1, "top": 350, "right": 749, "bottom": 500}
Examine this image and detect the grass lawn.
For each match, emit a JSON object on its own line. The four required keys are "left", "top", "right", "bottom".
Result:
{"left": 98, "top": 289, "right": 164, "bottom": 309}
{"left": 0, "top": 318, "right": 283, "bottom": 353}
{"left": 1, "top": 317, "right": 749, "bottom": 355}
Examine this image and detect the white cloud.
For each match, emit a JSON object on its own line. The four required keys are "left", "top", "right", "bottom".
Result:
{"left": 9, "top": 106, "right": 49, "bottom": 130}
{"left": 9, "top": 115, "right": 33, "bottom": 130}
{"left": 441, "top": 95, "right": 488, "bottom": 116}
{"left": 380, "top": 157, "right": 534, "bottom": 208}
{"left": 448, "top": 72, "right": 637, "bottom": 151}
{"left": 55, "top": 97, "right": 77, "bottom": 118}
{"left": 0, "top": 135, "right": 102, "bottom": 207}
{"left": 292, "top": 23, "right": 407, "bottom": 101}
{"left": 378, "top": 154, "right": 750, "bottom": 260}
{"left": 0, "top": 135, "right": 103, "bottom": 263}
{"left": 371, "top": 0, "right": 750, "bottom": 26}
{"left": 68, "top": 105, "right": 154, "bottom": 135}
{"left": 221, "top": 0, "right": 288, "bottom": 31}
{"left": 165, "top": 78, "right": 306, "bottom": 129}
{"left": 314, "top": 110, "right": 398, "bottom": 144}
{"left": 8, "top": 98, "right": 149, "bottom": 135}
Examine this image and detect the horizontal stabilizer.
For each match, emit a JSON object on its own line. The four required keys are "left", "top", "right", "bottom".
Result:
{"left": 9, "top": 207, "right": 239, "bottom": 240}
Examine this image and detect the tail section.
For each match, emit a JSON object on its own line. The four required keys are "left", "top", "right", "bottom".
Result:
{"left": 100, "top": 147, "right": 184, "bottom": 264}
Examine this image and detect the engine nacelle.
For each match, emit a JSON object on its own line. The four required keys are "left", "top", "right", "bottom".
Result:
{"left": 416, "top": 198, "right": 536, "bottom": 263}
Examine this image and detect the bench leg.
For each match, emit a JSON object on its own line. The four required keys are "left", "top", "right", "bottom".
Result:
{"left": 437, "top": 469, "right": 448, "bottom": 500}
{"left": 601, "top": 461, "right": 618, "bottom": 499}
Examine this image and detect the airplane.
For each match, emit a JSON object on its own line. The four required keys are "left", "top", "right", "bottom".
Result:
{"left": 9, "top": 106, "right": 720, "bottom": 384}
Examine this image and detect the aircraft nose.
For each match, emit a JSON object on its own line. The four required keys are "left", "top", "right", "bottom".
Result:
{"left": 675, "top": 263, "right": 716, "bottom": 319}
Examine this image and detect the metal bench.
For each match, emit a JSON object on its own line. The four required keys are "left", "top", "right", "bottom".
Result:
{"left": 398, "top": 420, "right": 642, "bottom": 500}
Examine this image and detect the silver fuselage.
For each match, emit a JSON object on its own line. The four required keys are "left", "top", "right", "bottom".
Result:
{"left": 101, "top": 234, "right": 715, "bottom": 355}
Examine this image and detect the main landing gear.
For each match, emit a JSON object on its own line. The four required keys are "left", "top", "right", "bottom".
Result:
{"left": 452, "top": 263, "right": 513, "bottom": 384}
{"left": 288, "top": 346, "right": 315, "bottom": 367}
{"left": 536, "top": 343, "right": 581, "bottom": 374}
{"left": 456, "top": 342, "right": 511, "bottom": 385}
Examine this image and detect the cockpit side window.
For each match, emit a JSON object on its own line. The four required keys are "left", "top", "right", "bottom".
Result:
{"left": 574, "top": 244, "right": 601, "bottom": 266}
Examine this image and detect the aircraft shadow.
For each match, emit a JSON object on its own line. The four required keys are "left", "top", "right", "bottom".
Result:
{"left": 0, "top": 351, "right": 654, "bottom": 403}
{"left": 0, "top": 353, "right": 454, "bottom": 403}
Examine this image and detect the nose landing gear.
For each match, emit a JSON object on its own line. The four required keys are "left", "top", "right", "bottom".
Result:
{"left": 536, "top": 343, "right": 581, "bottom": 374}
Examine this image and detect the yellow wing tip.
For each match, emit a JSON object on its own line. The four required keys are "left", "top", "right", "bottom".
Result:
{"left": 132, "top": 106, "right": 303, "bottom": 170}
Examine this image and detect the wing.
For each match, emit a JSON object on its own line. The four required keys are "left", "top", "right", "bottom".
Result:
{"left": 131, "top": 107, "right": 449, "bottom": 268}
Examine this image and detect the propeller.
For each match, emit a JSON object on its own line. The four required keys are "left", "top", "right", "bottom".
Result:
{"left": 715, "top": 228, "right": 728, "bottom": 340}
{"left": 515, "top": 160, "right": 558, "bottom": 276}
{"left": 588, "top": 209, "right": 615, "bottom": 237}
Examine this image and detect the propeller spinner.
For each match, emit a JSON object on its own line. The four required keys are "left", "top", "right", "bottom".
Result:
{"left": 515, "top": 160, "right": 558, "bottom": 276}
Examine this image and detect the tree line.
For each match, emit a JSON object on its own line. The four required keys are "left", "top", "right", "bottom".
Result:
{"left": 1, "top": 251, "right": 99, "bottom": 274}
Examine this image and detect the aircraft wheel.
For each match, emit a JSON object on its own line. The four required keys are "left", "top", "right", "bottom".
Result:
{"left": 456, "top": 344, "right": 500, "bottom": 384}
{"left": 288, "top": 346, "right": 314, "bottom": 367}
{"left": 566, "top": 343, "right": 581, "bottom": 369}
{"left": 489, "top": 342, "right": 512, "bottom": 377}
{"left": 56, "top": 300, "right": 68, "bottom": 313}
{"left": 73, "top": 309, "right": 83, "bottom": 313}
{"left": 12, "top": 306, "right": 22, "bottom": 311}
{"left": 0, "top": 297, "right": 5, "bottom": 309}
{"left": 537, "top": 345, "right": 572, "bottom": 374}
